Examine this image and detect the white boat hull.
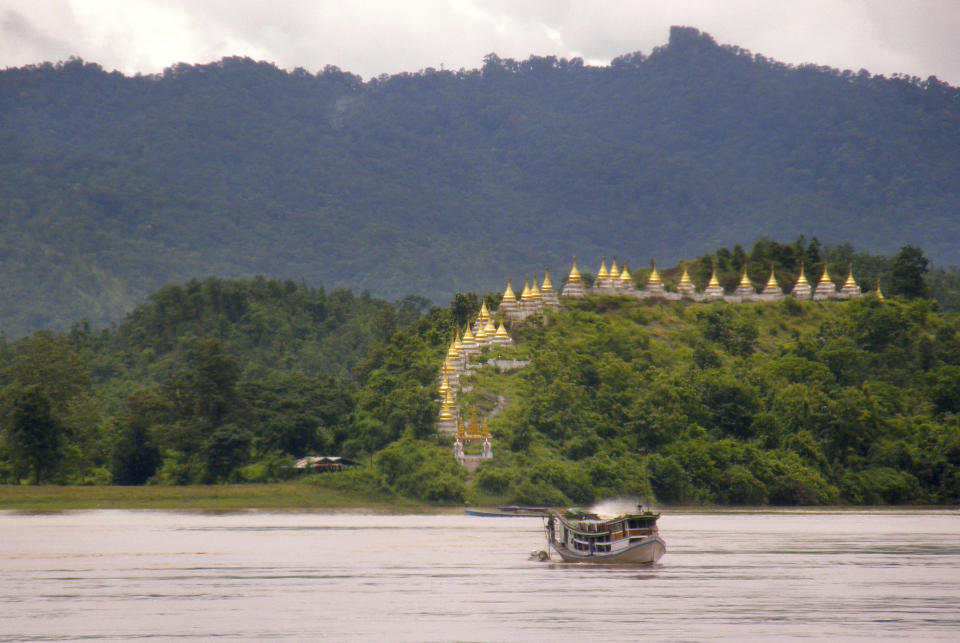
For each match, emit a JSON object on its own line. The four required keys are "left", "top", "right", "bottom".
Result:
{"left": 549, "top": 535, "right": 666, "bottom": 564}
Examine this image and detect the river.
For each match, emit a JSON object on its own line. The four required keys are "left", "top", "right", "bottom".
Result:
{"left": 1, "top": 508, "right": 958, "bottom": 640}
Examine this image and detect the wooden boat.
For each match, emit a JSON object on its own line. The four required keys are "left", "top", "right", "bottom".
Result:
{"left": 544, "top": 505, "right": 666, "bottom": 564}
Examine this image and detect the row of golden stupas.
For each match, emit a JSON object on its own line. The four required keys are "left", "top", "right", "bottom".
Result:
{"left": 437, "top": 301, "right": 514, "bottom": 436}
{"left": 497, "top": 256, "right": 872, "bottom": 304}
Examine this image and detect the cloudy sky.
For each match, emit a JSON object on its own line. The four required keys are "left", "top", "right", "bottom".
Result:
{"left": 1, "top": 0, "right": 958, "bottom": 84}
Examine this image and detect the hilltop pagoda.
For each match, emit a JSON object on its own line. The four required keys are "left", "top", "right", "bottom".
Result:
{"left": 735, "top": 266, "right": 755, "bottom": 298}
{"left": 644, "top": 259, "right": 666, "bottom": 295}
{"left": 677, "top": 263, "right": 696, "bottom": 297}
{"left": 499, "top": 279, "right": 519, "bottom": 318}
{"left": 540, "top": 267, "right": 559, "bottom": 306}
{"left": 618, "top": 263, "right": 634, "bottom": 291}
{"left": 812, "top": 262, "right": 837, "bottom": 300}
{"left": 562, "top": 256, "right": 586, "bottom": 298}
{"left": 761, "top": 265, "right": 782, "bottom": 300}
{"left": 839, "top": 264, "right": 861, "bottom": 299}
{"left": 792, "top": 263, "right": 812, "bottom": 299}
{"left": 702, "top": 263, "right": 724, "bottom": 300}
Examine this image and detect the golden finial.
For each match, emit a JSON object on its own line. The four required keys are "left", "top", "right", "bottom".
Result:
{"left": 620, "top": 263, "right": 631, "bottom": 282}
{"left": 609, "top": 256, "right": 619, "bottom": 279}
{"left": 520, "top": 275, "right": 532, "bottom": 301}
{"left": 462, "top": 324, "right": 475, "bottom": 347}
{"left": 484, "top": 316, "right": 496, "bottom": 335}
{"left": 648, "top": 259, "right": 661, "bottom": 284}
{"left": 708, "top": 262, "right": 720, "bottom": 288}
{"left": 454, "top": 330, "right": 463, "bottom": 353}
{"left": 844, "top": 264, "right": 857, "bottom": 288}
{"left": 531, "top": 274, "right": 542, "bottom": 300}
{"left": 466, "top": 408, "right": 480, "bottom": 438}
{"left": 481, "top": 417, "right": 490, "bottom": 438}
{"left": 796, "top": 262, "right": 809, "bottom": 286}
{"left": 443, "top": 387, "right": 456, "bottom": 409}
{"left": 439, "top": 373, "right": 450, "bottom": 396}
{"left": 479, "top": 301, "right": 490, "bottom": 321}
{"left": 739, "top": 266, "right": 752, "bottom": 287}
{"left": 818, "top": 261, "right": 832, "bottom": 284}
{"left": 439, "top": 402, "right": 453, "bottom": 421}
{"left": 475, "top": 321, "right": 488, "bottom": 342}
{"left": 446, "top": 339, "right": 459, "bottom": 360}
{"left": 541, "top": 267, "right": 554, "bottom": 293}
{"left": 765, "top": 264, "right": 778, "bottom": 289}
{"left": 568, "top": 256, "right": 582, "bottom": 283}
{"left": 598, "top": 256, "right": 609, "bottom": 279}
{"left": 679, "top": 263, "right": 693, "bottom": 286}
{"left": 442, "top": 357, "right": 454, "bottom": 375}
{"left": 502, "top": 278, "right": 517, "bottom": 303}
{"left": 876, "top": 281, "right": 884, "bottom": 301}
{"left": 495, "top": 319, "right": 509, "bottom": 339}
{"left": 456, "top": 417, "right": 465, "bottom": 438}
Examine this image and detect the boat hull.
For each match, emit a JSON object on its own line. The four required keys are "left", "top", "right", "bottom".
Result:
{"left": 549, "top": 536, "right": 666, "bottom": 564}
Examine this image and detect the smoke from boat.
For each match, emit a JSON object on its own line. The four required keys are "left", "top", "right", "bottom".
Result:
{"left": 589, "top": 496, "right": 652, "bottom": 517}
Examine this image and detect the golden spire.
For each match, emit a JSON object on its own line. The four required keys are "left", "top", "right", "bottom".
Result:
{"left": 466, "top": 408, "right": 480, "bottom": 438}
{"left": 818, "top": 261, "right": 832, "bottom": 284}
{"left": 648, "top": 259, "right": 661, "bottom": 284}
{"left": 441, "top": 357, "right": 454, "bottom": 375}
{"left": 876, "top": 282, "right": 884, "bottom": 301}
{"left": 679, "top": 263, "right": 693, "bottom": 286}
{"left": 520, "top": 276, "right": 533, "bottom": 301}
{"left": 446, "top": 338, "right": 459, "bottom": 361}
{"left": 444, "top": 387, "right": 456, "bottom": 407}
{"left": 531, "top": 274, "right": 542, "bottom": 300}
{"left": 481, "top": 417, "right": 489, "bottom": 438}
{"left": 844, "top": 264, "right": 856, "bottom": 288}
{"left": 568, "top": 256, "right": 582, "bottom": 283}
{"left": 765, "top": 264, "right": 778, "bottom": 289}
{"left": 619, "top": 264, "right": 631, "bottom": 283}
{"left": 739, "top": 266, "right": 752, "bottom": 288}
{"left": 502, "top": 278, "right": 517, "bottom": 303}
{"left": 609, "top": 256, "right": 619, "bottom": 279}
{"left": 708, "top": 263, "right": 720, "bottom": 288}
{"left": 796, "top": 262, "right": 809, "bottom": 286}
{"left": 484, "top": 316, "right": 496, "bottom": 335}
{"left": 495, "top": 319, "right": 509, "bottom": 339}
{"left": 474, "top": 320, "right": 488, "bottom": 342}
{"left": 462, "top": 324, "right": 475, "bottom": 344}
{"left": 439, "top": 373, "right": 450, "bottom": 396}
{"left": 479, "top": 301, "right": 491, "bottom": 321}
{"left": 453, "top": 330, "right": 463, "bottom": 353}
{"left": 439, "top": 401, "right": 453, "bottom": 421}
{"left": 456, "top": 417, "right": 465, "bottom": 439}
{"left": 597, "top": 256, "right": 609, "bottom": 279}
{"left": 541, "top": 267, "right": 554, "bottom": 293}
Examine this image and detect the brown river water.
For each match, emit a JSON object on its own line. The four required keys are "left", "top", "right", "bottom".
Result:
{"left": 1, "top": 509, "right": 958, "bottom": 641}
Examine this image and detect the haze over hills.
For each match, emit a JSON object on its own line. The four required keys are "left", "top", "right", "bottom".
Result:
{"left": 1, "top": 26, "right": 958, "bottom": 337}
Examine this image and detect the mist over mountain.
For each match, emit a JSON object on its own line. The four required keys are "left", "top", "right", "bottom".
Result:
{"left": 1, "top": 26, "right": 957, "bottom": 337}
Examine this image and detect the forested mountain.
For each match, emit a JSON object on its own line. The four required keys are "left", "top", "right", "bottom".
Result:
{"left": 1, "top": 26, "right": 958, "bottom": 336}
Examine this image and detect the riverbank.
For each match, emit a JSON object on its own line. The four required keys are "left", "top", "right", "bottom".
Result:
{"left": 0, "top": 484, "right": 442, "bottom": 512}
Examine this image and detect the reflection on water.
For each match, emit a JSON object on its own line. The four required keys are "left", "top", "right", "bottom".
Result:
{"left": 1, "top": 509, "right": 959, "bottom": 640}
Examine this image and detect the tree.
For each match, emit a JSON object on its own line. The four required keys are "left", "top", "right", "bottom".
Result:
{"left": 889, "top": 245, "right": 930, "bottom": 298}
{"left": 111, "top": 415, "right": 160, "bottom": 484}
{"left": 4, "top": 385, "right": 62, "bottom": 483}
{"left": 449, "top": 292, "right": 479, "bottom": 329}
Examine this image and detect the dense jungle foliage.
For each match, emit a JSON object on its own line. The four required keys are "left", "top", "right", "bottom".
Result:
{"left": 2, "top": 26, "right": 959, "bottom": 337}
{"left": 1, "top": 242, "right": 958, "bottom": 506}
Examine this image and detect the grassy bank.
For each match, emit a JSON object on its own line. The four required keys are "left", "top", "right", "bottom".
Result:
{"left": 0, "top": 483, "right": 440, "bottom": 512}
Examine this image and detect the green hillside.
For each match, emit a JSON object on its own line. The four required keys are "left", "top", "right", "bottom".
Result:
{"left": 1, "top": 246, "right": 959, "bottom": 505}
{"left": 2, "top": 26, "right": 959, "bottom": 336}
